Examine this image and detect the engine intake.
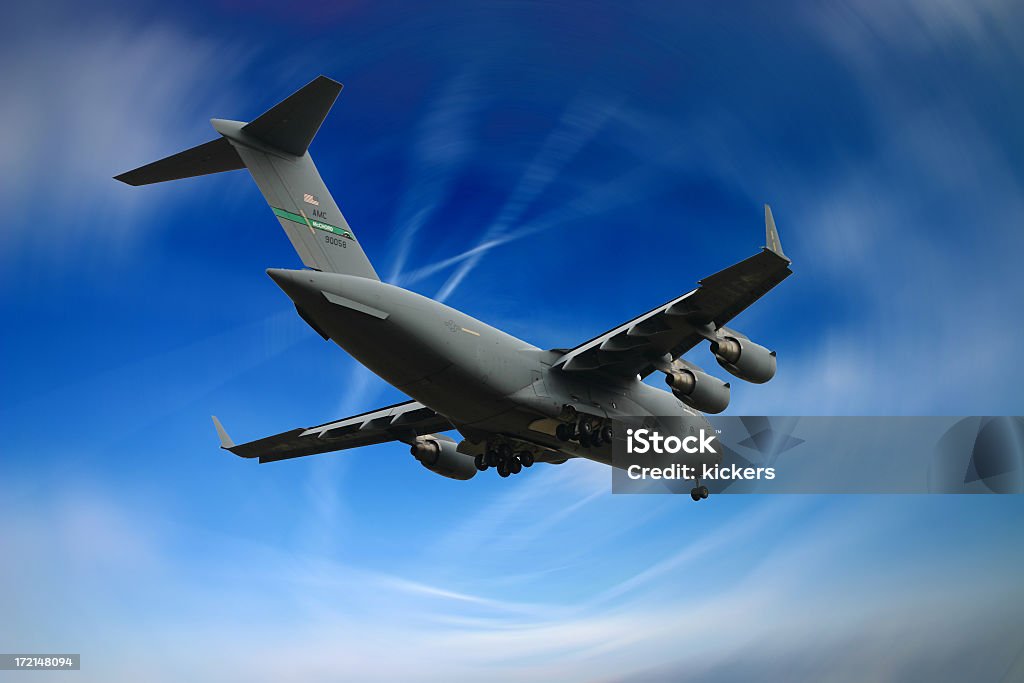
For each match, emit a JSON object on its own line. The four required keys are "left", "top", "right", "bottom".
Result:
{"left": 665, "top": 366, "right": 730, "bottom": 414}
{"left": 410, "top": 437, "right": 477, "bottom": 480}
{"left": 711, "top": 336, "right": 776, "bottom": 384}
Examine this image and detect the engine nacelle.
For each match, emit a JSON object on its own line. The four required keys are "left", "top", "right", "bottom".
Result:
{"left": 410, "top": 436, "right": 477, "bottom": 480}
{"left": 665, "top": 366, "right": 731, "bottom": 414}
{"left": 711, "top": 336, "right": 777, "bottom": 384}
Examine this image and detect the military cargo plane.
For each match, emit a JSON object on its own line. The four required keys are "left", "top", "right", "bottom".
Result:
{"left": 116, "top": 76, "right": 791, "bottom": 500}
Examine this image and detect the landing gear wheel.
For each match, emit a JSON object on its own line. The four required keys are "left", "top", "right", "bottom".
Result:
{"left": 498, "top": 461, "right": 510, "bottom": 478}
{"left": 699, "top": 485, "right": 709, "bottom": 499}
{"left": 590, "top": 430, "right": 604, "bottom": 447}
{"left": 511, "top": 459, "right": 522, "bottom": 475}
{"left": 474, "top": 454, "right": 488, "bottom": 471}
{"left": 578, "top": 433, "right": 591, "bottom": 448}
{"left": 556, "top": 423, "right": 573, "bottom": 442}
{"left": 690, "top": 487, "right": 702, "bottom": 502}
{"left": 518, "top": 452, "right": 534, "bottom": 467}
{"left": 485, "top": 450, "right": 498, "bottom": 467}
{"left": 578, "top": 420, "right": 593, "bottom": 440}
{"left": 600, "top": 425, "right": 613, "bottom": 443}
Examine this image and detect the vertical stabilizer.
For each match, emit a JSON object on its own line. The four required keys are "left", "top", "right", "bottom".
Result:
{"left": 115, "top": 76, "right": 379, "bottom": 280}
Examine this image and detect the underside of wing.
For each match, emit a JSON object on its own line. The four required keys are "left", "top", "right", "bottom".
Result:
{"left": 554, "top": 205, "right": 792, "bottom": 379}
{"left": 212, "top": 400, "right": 454, "bottom": 464}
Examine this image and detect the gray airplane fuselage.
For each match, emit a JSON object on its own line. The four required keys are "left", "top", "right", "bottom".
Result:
{"left": 269, "top": 268, "right": 696, "bottom": 465}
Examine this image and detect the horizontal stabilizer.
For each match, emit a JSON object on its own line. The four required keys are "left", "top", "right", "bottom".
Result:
{"left": 114, "top": 137, "right": 244, "bottom": 186}
{"left": 242, "top": 75, "right": 342, "bottom": 156}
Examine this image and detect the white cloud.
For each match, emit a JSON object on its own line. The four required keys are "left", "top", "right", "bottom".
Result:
{"left": 5, "top": 488, "right": 1020, "bottom": 682}
{"left": 433, "top": 93, "right": 618, "bottom": 302}
{"left": 387, "top": 69, "right": 482, "bottom": 282}
{"left": 811, "top": 0, "right": 1023, "bottom": 65}
{"left": 0, "top": 11, "right": 251, "bottom": 260}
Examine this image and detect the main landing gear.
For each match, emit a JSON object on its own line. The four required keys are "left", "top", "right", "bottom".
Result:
{"left": 474, "top": 442, "right": 535, "bottom": 477}
{"left": 555, "top": 416, "right": 613, "bottom": 448}
{"left": 690, "top": 484, "right": 709, "bottom": 501}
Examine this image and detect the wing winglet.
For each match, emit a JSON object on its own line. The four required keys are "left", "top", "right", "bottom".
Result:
{"left": 211, "top": 416, "right": 236, "bottom": 450}
{"left": 764, "top": 204, "right": 789, "bottom": 261}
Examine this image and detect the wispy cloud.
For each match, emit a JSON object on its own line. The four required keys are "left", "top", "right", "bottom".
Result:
{"left": 722, "top": 0, "right": 1024, "bottom": 416}
{"left": 432, "top": 94, "right": 618, "bottom": 302}
{"left": 402, "top": 103, "right": 724, "bottom": 292}
{"left": 0, "top": 9, "right": 251, "bottom": 263}
{"left": 297, "top": 365, "right": 384, "bottom": 558}
{"left": 4, "top": 487, "right": 1022, "bottom": 683}
{"left": 386, "top": 69, "right": 482, "bottom": 283}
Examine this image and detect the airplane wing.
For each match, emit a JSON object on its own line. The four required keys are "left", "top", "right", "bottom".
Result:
{"left": 553, "top": 205, "right": 792, "bottom": 379}
{"left": 212, "top": 400, "right": 454, "bottom": 463}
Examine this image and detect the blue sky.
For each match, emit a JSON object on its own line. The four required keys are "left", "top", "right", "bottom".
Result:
{"left": 2, "top": 1, "right": 1024, "bottom": 680}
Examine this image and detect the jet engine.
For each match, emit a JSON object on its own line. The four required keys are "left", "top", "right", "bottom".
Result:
{"left": 711, "top": 336, "right": 777, "bottom": 384}
{"left": 665, "top": 365, "right": 731, "bottom": 414}
{"left": 410, "top": 436, "right": 478, "bottom": 480}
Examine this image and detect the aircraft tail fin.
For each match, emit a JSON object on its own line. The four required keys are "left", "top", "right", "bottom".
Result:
{"left": 115, "top": 76, "right": 379, "bottom": 280}
{"left": 240, "top": 75, "right": 339, "bottom": 156}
